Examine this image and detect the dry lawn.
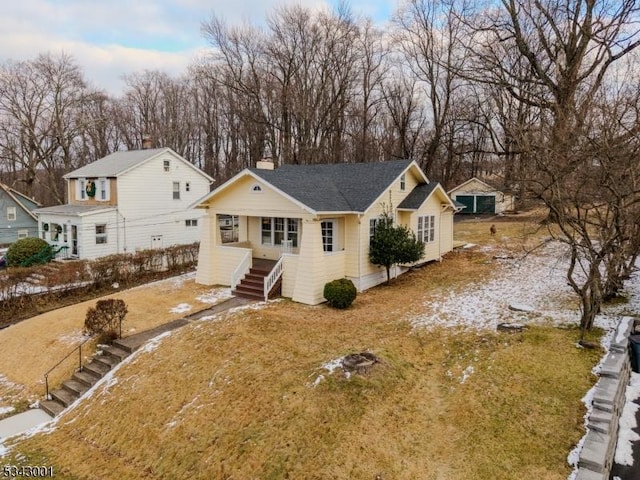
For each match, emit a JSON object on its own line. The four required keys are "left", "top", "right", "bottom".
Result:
{"left": 0, "top": 275, "right": 222, "bottom": 401}
{"left": 5, "top": 214, "right": 603, "bottom": 479}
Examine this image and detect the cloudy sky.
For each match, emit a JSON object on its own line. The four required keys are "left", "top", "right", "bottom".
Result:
{"left": 0, "top": 0, "right": 395, "bottom": 95}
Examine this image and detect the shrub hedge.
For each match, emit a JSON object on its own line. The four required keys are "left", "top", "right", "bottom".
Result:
{"left": 323, "top": 278, "right": 357, "bottom": 309}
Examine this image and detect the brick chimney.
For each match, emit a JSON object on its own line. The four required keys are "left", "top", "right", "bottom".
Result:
{"left": 142, "top": 134, "right": 152, "bottom": 150}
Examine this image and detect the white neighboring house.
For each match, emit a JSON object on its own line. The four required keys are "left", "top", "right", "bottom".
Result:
{"left": 34, "top": 148, "right": 213, "bottom": 260}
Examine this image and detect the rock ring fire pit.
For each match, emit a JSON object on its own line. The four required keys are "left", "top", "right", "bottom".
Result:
{"left": 341, "top": 352, "right": 380, "bottom": 374}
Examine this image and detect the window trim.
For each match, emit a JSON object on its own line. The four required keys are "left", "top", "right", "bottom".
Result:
{"left": 98, "top": 177, "right": 110, "bottom": 201}
{"left": 400, "top": 174, "right": 406, "bottom": 191}
{"left": 172, "top": 182, "right": 180, "bottom": 200}
{"left": 321, "top": 219, "right": 336, "bottom": 253}
{"left": 17, "top": 229, "right": 28, "bottom": 239}
{"left": 95, "top": 224, "right": 108, "bottom": 244}
{"left": 7, "top": 206, "right": 16, "bottom": 221}
{"left": 260, "top": 217, "right": 299, "bottom": 247}
{"left": 251, "top": 184, "right": 263, "bottom": 193}
{"left": 185, "top": 219, "right": 198, "bottom": 227}
{"left": 78, "top": 178, "right": 87, "bottom": 201}
{"left": 417, "top": 215, "right": 436, "bottom": 244}
{"left": 163, "top": 160, "right": 171, "bottom": 172}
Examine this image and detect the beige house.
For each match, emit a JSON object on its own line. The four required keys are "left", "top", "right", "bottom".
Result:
{"left": 194, "top": 159, "right": 456, "bottom": 305}
{"left": 448, "top": 177, "right": 515, "bottom": 214}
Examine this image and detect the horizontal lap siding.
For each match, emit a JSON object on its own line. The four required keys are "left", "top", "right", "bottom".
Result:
{"left": 116, "top": 152, "right": 210, "bottom": 253}
{"left": 212, "top": 246, "right": 252, "bottom": 286}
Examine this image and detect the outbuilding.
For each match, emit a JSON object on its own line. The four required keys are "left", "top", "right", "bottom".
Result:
{"left": 448, "top": 177, "right": 515, "bottom": 214}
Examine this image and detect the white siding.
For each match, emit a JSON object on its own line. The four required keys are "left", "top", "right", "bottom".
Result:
{"left": 114, "top": 151, "right": 210, "bottom": 253}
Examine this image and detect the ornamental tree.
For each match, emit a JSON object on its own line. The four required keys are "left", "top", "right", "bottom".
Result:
{"left": 369, "top": 211, "right": 424, "bottom": 285}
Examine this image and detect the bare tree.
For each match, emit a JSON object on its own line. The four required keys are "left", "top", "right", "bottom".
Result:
{"left": 464, "top": 0, "right": 640, "bottom": 333}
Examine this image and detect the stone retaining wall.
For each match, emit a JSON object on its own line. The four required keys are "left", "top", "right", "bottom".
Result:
{"left": 575, "top": 316, "right": 635, "bottom": 480}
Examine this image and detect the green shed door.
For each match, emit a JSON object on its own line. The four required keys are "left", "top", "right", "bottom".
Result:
{"left": 456, "top": 195, "right": 475, "bottom": 213}
{"left": 476, "top": 195, "right": 496, "bottom": 214}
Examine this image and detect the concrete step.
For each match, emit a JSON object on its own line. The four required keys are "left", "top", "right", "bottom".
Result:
{"left": 94, "top": 354, "right": 119, "bottom": 370}
{"left": 50, "top": 388, "right": 78, "bottom": 407}
{"left": 83, "top": 361, "right": 110, "bottom": 379}
{"left": 111, "top": 338, "right": 136, "bottom": 354}
{"left": 102, "top": 345, "right": 130, "bottom": 361}
{"left": 62, "top": 379, "right": 89, "bottom": 397}
{"left": 73, "top": 370, "right": 99, "bottom": 388}
{"left": 40, "top": 400, "right": 65, "bottom": 417}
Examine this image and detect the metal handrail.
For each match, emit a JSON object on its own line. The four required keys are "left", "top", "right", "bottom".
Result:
{"left": 263, "top": 256, "right": 284, "bottom": 301}
{"left": 231, "top": 251, "right": 251, "bottom": 289}
{"left": 43, "top": 335, "right": 93, "bottom": 400}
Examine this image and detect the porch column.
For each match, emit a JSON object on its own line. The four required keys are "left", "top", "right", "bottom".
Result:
{"left": 195, "top": 212, "right": 219, "bottom": 285}
{"left": 292, "top": 219, "right": 326, "bottom": 305}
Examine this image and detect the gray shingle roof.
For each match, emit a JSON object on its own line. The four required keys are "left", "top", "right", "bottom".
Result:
{"left": 397, "top": 183, "right": 439, "bottom": 210}
{"left": 64, "top": 148, "right": 169, "bottom": 178}
{"left": 250, "top": 160, "right": 414, "bottom": 212}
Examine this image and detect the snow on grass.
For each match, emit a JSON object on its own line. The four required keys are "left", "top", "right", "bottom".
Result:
{"left": 0, "top": 407, "right": 14, "bottom": 416}
{"left": 614, "top": 372, "right": 640, "bottom": 467}
{"left": 412, "top": 241, "right": 640, "bottom": 331}
{"left": 196, "top": 288, "right": 233, "bottom": 304}
{"left": 170, "top": 303, "right": 192, "bottom": 314}
{"left": 308, "top": 356, "right": 350, "bottom": 387}
{"left": 57, "top": 330, "right": 88, "bottom": 345}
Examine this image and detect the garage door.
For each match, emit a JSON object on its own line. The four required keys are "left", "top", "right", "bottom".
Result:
{"left": 476, "top": 195, "right": 496, "bottom": 214}
{"left": 456, "top": 195, "right": 475, "bottom": 213}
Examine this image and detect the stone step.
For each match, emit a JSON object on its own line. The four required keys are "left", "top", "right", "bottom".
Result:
{"left": 112, "top": 338, "right": 136, "bottom": 354}
{"left": 62, "top": 379, "right": 89, "bottom": 397}
{"left": 94, "top": 354, "right": 119, "bottom": 370}
{"left": 50, "top": 388, "right": 78, "bottom": 407}
{"left": 40, "top": 400, "right": 65, "bottom": 417}
{"left": 73, "top": 370, "right": 100, "bottom": 388}
{"left": 102, "top": 345, "right": 130, "bottom": 361}
{"left": 83, "top": 360, "right": 110, "bottom": 379}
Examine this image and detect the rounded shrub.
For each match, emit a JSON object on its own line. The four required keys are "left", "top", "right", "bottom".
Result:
{"left": 323, "top": 278, "right": 357, "bottom": 309}
{"left": 6, "top": 237, "right": 50, "bottom": 267}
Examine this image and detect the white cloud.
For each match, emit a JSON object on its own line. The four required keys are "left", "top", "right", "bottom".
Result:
{"left": 0, "top": 0, "right": 393, "bottom": 95}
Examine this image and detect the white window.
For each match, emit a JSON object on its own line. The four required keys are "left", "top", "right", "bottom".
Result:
{"left": 369, "top": 216, "right": 384, "bottom": 244}
{"left": 7, "top": 207, "right": 16, "bottom": 221}
{"left": 261, "top": 217, "right": 299, "bottom": 247}
{"left": 17, "top": 229, "right": 28, "bottom": 239}
{"left": 321, "top": 220, "right": 335, "bottom": 252}
{"left": 186, "top": 182, "right": 191, "bottom": 192}
{"left": 95, "top": 224, "right": 107, "bottom": 244}
{"left": 163, "top": 160, "right": 170, "bottom": 172}
{"left": 63, "top": 224, "right": 68, "bottom": 243}
{"left": 417, "top": 215, "right": 435, "bottom": 243}
{"left": 400, "top": 174, "right": 406, "bottom": 191}
{"left": 251, "top": 184, "right": 263, "bottom": 193}
{"left": 185, "top": 219, "right": 198, "bottom": 227}
{"left": 98, "top": 178, "right": 110, "bottom": 201}
{"left": 78, "top": 179, "right": 87, "bottom": 201}
{"left": 173, "top": 182, "right": 180, "bottom": 200}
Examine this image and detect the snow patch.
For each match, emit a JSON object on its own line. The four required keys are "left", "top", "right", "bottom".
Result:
{"left": 614, "top": 372, "right": 640, "bottom": 466}
{"left": 196, "top": 289, "right": 233, "bottom": 304}
{"left": 170, "top": 303, "right": 192, "bottom": 314}
{"left": 0, "top": 407, "right": 14, "bottom": 416}
{"left": 460, "top": 366, "right": 474, "bottom": 384}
